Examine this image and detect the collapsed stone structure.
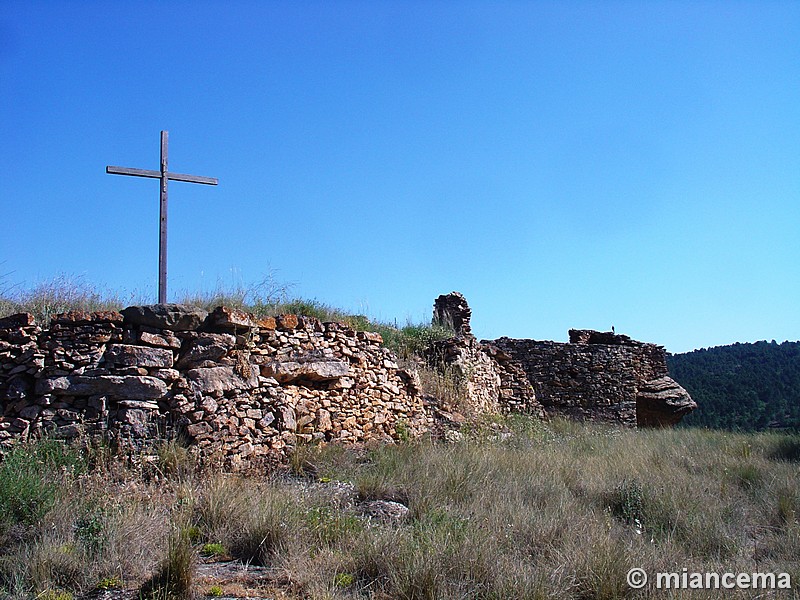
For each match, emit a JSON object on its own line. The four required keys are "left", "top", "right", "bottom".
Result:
{"left": 0, "top": 305, "right": 424, "bottom": 468}
{"left": 490, "top": 331, "right": 696, "bottom": 427}
{"left": 430, "top": 292, "right": 696, "bottom": 428}
{"left": 0, "top": 293, "right": 696, "bottom": 466}
{"left": 426, "top": 293, "right": 544, "bottom": 418}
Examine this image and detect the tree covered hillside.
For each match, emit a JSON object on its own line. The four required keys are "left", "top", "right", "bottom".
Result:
{"left": 667, "top": 341, "right": 800, "bottom": 431}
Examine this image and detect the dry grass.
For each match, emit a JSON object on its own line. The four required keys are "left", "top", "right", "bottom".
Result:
{"left": 0, "top": 273, "right": 454, "bottom": 359}
{"left": 1, "top": 423, "right": 798, "bottom": 599}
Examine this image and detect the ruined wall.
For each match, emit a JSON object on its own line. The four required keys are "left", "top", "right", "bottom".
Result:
{"left": 426, "top": 293, "right": 544, "bottom": 419}
{"left": 0, "top": 293, "right": 698, "bottom": 461}
{"left": 0, "top": 305, "right": 425, "bottom": 468}
{"left": 490, "top": 331, "right": 695, "bottom": 427}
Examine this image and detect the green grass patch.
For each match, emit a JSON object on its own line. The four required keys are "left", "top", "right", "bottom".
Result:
{"left": 0, "top": 439, "right": 86, "bottom": 526}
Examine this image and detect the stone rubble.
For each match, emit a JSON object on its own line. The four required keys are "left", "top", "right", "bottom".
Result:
{"left": 427, "top": 293, "right": 544, "bottom": 419}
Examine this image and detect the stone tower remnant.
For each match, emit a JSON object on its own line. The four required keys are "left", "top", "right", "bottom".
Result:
{"left": 433, "top": 292, "right": 472, "bottom": 336}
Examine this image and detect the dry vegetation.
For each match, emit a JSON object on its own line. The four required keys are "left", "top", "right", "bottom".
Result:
{"left": 2, "top": 274, "right": 799, "bottom": 598}
{"left": 0, "top": 420, "right": 798, "bottom": 599}
{"left": 0, "top": 272, "right": 454, "bottom": 361}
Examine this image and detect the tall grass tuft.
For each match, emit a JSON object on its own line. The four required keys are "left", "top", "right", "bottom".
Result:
{"left": 139, "top": 526, "right": 195, "bottom": 600}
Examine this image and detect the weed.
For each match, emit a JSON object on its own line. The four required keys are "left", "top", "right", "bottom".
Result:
{"left": 96, "top": 576, "right": 123, "bottom": 590}
{"left": 156, "top": 440, "right": 195, "bottom": 481}
{"left": 768, "top": 436, "right": 800, "bottom": 462}
{"left": 222, "top": 490, "right": 294, "bottom": 567}
{"left": 185, "top": 526, "right": 202, "bottom": 544}
{"left": 0, "top": 273, "right": 123, "bottom": 325}
{"left": 199, "top": 543, "right": 227, "bottom": 558}
{"left": 777, "top": 490, "right": 798, "bottom": 526}
{"left": 305, "top": 506, "right": 363, "bottom": 546}
{"left": 206, "top": 585, "right": 223, "bottom": 597}
{"left": 395, "top": 420, "right": 411, "bottom": 443}
{"left": 36, "top": 591, "right": 74, "bottom": 600}
{"left": 74, "top": 511, "right": 106, "bottom": 556}
{"left": 333, "top": 572, "right": 355, "bottom": 588}
{"left": 356, "top": 476, "right": 406, "bottom": 504}
{"left": 607, "top": 478, "right": 645, "bottom": 526}
{"left": 731, "top": 463, "right": 763, "bottom": 490}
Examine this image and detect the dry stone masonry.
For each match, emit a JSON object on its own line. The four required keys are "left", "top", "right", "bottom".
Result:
{"left": 489, "top": 329, "right": 696, "bottom": 427}
{"left": 0, "top": 305, "right": 425, "bottom": 468}
{"left": 428, "top": 292, "right": 695, "bottom": 428}
{"left": 426, "top": 293, "right": 544, "bottom": 418}
{"left": 0, "top": 293, "right": 696, "bottom": 466}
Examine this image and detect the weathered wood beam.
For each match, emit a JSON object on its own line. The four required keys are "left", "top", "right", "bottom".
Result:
{"left": 107, "top": 166, "right": 217, "bottom": 185}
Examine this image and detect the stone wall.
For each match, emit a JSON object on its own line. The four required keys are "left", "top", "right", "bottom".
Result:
{"left": 426, "top": 293, "right": 544, "bottom": 419}
{"left": 0, "top": 293, "right": 698, "bottom": 465}
{"left": 0, "top": 305, "right": 425, "bottom": 468}
{"left": 490, "top": 331, "right": 696, "bottom": 427}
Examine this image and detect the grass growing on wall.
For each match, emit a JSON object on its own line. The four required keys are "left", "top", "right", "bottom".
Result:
{"left": 0, "top": 273, "right": 454, "bottom": 358}
{"left": 0, "top": 423, "right": 798, "bottom": 599}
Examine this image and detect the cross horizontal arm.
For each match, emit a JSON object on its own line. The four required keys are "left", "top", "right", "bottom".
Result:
{"left": 166, "top": 172, "right": 218, "bottom": 185}
{"left": 106, "top": 166, "right": 160, "bottom": 178}
{"left": 106, "top": 166, "right": 218, "bottom": 185}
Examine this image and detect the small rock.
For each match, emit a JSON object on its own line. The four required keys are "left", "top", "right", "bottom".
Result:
{"left": 361, "top": 500, "right": 410, "bottom": 524}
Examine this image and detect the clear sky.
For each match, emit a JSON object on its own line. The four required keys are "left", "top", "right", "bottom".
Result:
{"left": 1, "top": 1, "right": 798, "bottom": 353}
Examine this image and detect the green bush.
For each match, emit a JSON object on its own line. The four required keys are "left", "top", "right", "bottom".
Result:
{"left": 606, "top": 478, "right": 645, "bottom": 526}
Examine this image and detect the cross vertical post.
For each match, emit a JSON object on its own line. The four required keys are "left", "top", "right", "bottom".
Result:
{"left": 159, "top": 131, "right": 169, "bottom": 304}
{"left": 106, "top": 131, "right": 218, "bottom": 304}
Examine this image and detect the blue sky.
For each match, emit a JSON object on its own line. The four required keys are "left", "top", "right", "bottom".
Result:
{"left": 1, "top": 1, "right": 798, "bottom": 353}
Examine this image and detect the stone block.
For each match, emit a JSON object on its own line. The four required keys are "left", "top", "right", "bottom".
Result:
{"left": 0, "top": 313, "right": 36, "bottom": 329}
{"left": 260, "top": 360, "right": 349, "bottom": 383}
{"left": 35, "top": 375, "right": 167, "bottom": 399}
{"left": 51, "top": 311, "right": 123, "bottom": 325}
{"left": 138, "top": 331, "right": 182, "bottom": 349}
{"left": 104, "top": 344, "right": 173, "bottom": 368}
{"left": 187, "top": 366, "right": 259, "bottom": 394}
{"left": 276, "top": 314, "right": 299, "bottom": 330}
{"left": 176, "top": 333, "right": 236, "bottom": 369}
{"left": 121, "top": 304, "right": 208, "bottom": 331}
{"left": 204, "top": 306, "right": 258, "bottom": 332}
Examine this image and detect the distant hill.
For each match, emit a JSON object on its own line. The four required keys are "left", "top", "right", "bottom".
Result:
{"left": 667, "top": 341, "right": 800, "bottom": 431}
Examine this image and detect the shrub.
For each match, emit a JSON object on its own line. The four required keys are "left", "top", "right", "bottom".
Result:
{"left": 606, "top": 478, "right": 645, "bottom": 526}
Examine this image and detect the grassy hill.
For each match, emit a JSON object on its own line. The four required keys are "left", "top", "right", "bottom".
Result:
{"left": 1, "top": 420, "right": 798, "bottom": 599}
{"left": 668, "top": 341, "right": 800, "bottom": 431}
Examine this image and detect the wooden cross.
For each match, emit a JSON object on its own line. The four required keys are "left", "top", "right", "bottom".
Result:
{"left": 106, "top": 131, "right": 218, "bottom": 304}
